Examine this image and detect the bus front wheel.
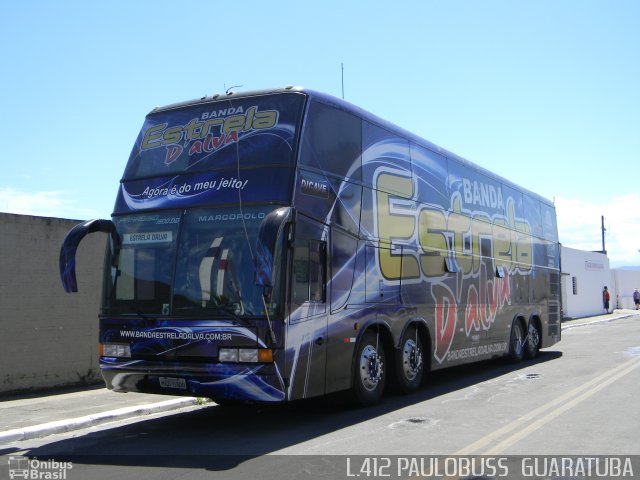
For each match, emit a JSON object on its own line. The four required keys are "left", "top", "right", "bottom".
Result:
{"left": 353, "top": 330, "right": 386, "bottom": 406}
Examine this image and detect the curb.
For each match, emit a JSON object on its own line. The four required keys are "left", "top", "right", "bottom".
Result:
{"left": 562, "top": 312, "right": 636, "bottom": 330}
{"left": 0, "top": 397, "right": 210, "bottom": 445}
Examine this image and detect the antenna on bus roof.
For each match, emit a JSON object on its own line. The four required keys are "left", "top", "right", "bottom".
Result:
{"left": 225, "top": 84, "right": 243, "bottom": 95}
{"left": 341, "top": 63, "right": 345, "bottom": 99}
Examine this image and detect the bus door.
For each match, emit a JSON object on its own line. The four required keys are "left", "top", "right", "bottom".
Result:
{"left": 287, "top": 214, "right": 328, "bottom": 400}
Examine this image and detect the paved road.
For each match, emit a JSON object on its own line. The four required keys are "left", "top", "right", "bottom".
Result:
{"left": 2, "top": 314, "right": 639, "bottom": 479}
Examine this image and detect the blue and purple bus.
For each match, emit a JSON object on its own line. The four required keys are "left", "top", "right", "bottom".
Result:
{"left": 60, "top": 87, "right": 561, "bottom": 406}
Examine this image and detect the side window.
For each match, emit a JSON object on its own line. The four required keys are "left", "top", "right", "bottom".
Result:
{"left": 541, "top": 202, "right": 559, "bottom": 243}
{"left": 363, "top": 121, "right": 411, "bottom": 197}
{"left": 330, "top": 228, "right": 358, "bottom": 312}
{"left": 365, "top": 243, "right": 401, "bottom": 304}
{"left": 293, "top": 239, "right": 327, "bottom": 304}
{"left": 299, "top": 101, "right": 362, "bottom": 181}
{"left": 410, "top": 143, "right": 448, "bottom": 207}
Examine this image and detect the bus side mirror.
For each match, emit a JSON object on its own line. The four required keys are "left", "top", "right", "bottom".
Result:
{"left": 255, "top": 207, "right": 293, "bottom": 288}
{"left": 60, "top": 219, "right": 116, "bottom": 293}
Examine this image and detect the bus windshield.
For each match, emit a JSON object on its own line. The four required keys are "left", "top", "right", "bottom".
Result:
{"left": 103, "top": 205, "right": 285, "bottom": 318}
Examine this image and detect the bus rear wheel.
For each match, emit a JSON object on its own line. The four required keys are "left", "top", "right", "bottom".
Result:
{"left": 395, "top": 325, "right": 424, "bottom": 393}
{"left": 508, "top": 320, "right": 525, "bottom": 363}
{"left": 524, "top": 320, "right": 541, "bottom": 359}
{"left": 353, "top": 330, "right": 386, "bottom": 406}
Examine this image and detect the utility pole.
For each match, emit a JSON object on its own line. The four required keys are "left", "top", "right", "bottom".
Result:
{"left": 601, "top": 215, "right": 606, "bottom": 254}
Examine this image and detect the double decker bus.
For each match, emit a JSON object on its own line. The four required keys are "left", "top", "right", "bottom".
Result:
{"left": 60, "top": 86, "right": 560, "bottom": 406}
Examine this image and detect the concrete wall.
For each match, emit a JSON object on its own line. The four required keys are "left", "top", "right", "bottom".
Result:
{"left": 561, "top": 246, "right": 614, "bottom": 318}
{"left": 0, "top": 213, "right": 106, "bottom": 395}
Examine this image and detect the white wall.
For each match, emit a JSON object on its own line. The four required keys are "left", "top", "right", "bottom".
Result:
{"left": 561, "top": 246, "right": 613, "bottom": 318}
{"left": 613, "top": 269, "right": 640, "bottom": 310}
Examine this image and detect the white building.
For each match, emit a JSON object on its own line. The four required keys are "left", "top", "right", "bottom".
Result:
{"left": 561, "top": 245, "right": 640, "bottom": 318}
{"left": 561, "top": 246, "right": 612, "bottom": 318}
{"left": 613, "top": 269, "right": 640, "bottom": 310}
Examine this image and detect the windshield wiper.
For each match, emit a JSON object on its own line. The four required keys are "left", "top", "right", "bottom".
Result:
{"left": 133, "top": 308, "right": 156, "bottom": 322}
{"left": 102, "top": 306, "right": 157, "bottom": 320}
{"left": 175, "top": 305, "right": 252, "bottom": 326}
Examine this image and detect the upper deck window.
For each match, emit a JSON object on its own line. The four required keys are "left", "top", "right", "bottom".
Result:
{"left": 299, "top": 100, "right": 362, "bottom": 181}
{"left": 123, "top": 93, "right": 305, "bottom": 180}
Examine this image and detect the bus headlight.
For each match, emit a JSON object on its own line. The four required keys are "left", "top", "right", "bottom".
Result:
{"left": 218, "top": 348, "right": 239, "bottom": 363}
{"left": 101, "top": 343, "right": 131, "bottom": 358}
{"left": 219, "top": 348, "right": 273, "bottom": 363}
{"left": 239, "top": 349, "right": 259, "bottom": 363}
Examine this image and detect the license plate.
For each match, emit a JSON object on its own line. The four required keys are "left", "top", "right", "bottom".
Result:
{"left": 159, "top": 376, "right": 187, "bottom": 390}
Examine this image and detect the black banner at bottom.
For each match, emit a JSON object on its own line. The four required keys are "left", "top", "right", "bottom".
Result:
{"left": 2, "top": 454, "right": 639, "bottom": 480}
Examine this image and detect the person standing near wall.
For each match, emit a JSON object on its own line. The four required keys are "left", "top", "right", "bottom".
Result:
{"left": 633, "top": 288, "right": 640, "bottom": 310}
{"left": 603, "top": 286, "right": 611, "bottom": 314}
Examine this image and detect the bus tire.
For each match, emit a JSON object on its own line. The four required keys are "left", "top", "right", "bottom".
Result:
{"left": 352, "top": 330, "right": 386, "bottom": 406}
{"left": 395, "top": 325, "right": 424, "bottom": 394}
{"left": 524, "top": 319, "right": 541, "bottom": 359}
{"left": 507, "top": 319, "right": 525, "bottom": 363}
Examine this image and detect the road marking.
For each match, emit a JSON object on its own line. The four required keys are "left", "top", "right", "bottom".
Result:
{"left": 454, "top": 356, "right": 640, "bottom": 455}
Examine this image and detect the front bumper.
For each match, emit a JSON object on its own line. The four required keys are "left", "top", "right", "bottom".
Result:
{"left": 100, "top": 358, "right": 286, "bottom": 403}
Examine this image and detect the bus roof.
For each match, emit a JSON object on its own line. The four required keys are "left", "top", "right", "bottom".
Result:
{"left": 148, "top": 86, "right": 555, "bottom": 209}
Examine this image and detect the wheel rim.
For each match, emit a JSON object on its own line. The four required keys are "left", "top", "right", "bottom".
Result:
{"left": 512, "top": 323, "right": 524, "bottom": 357}
{"left": 402, "top": 339, "right": 423, "bottom": 381}
{"left": 528, "top": 322, "right": 540, "bottom": 351}
{"left": 359, "top": 345, "right": 383, "bottom": 391}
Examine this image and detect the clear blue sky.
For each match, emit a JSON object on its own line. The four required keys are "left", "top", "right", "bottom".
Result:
{"left": 1, "top": 1, "right": 639, "bottom": 266}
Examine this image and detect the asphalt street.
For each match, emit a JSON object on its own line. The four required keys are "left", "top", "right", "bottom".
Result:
{"left": 1, "top": 310, "right": 639, "bottom": 480}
